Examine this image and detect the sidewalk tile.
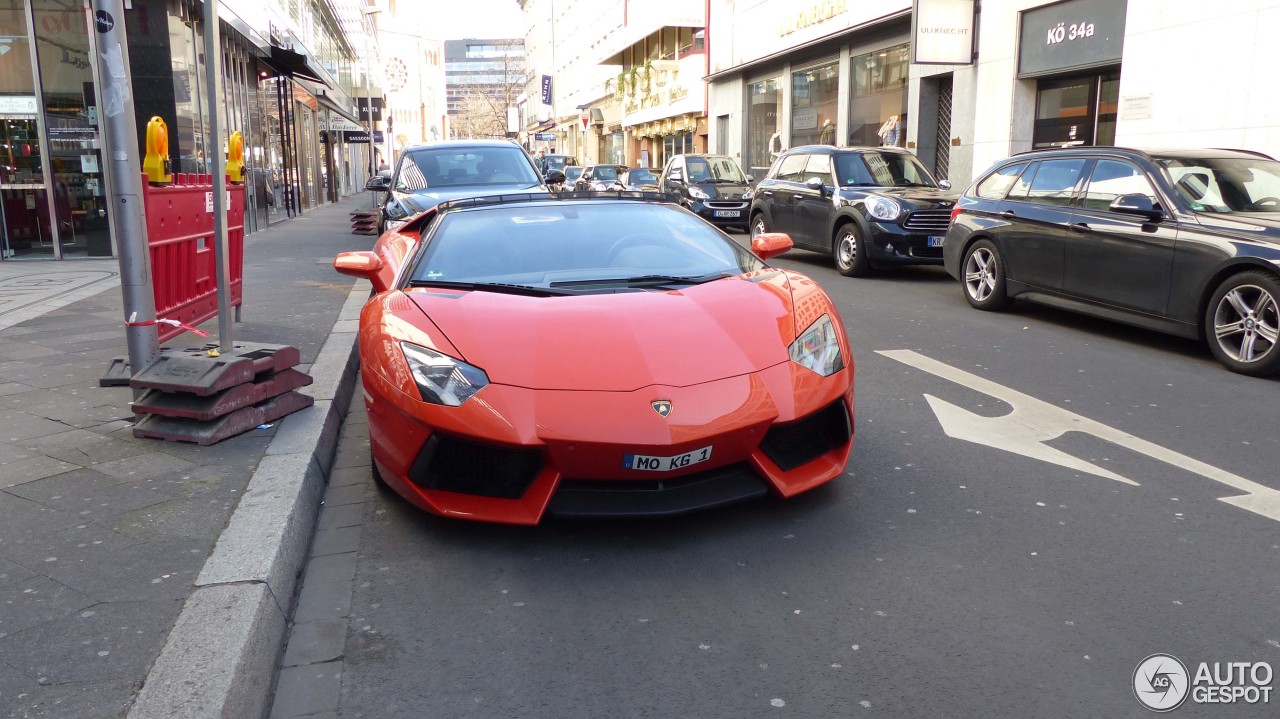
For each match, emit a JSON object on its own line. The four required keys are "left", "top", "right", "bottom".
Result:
{"left": 0, "top": 493, "right": 82, "bottom": 544}
{"left": 0, "top": 557, "right": 38, "bottom": 589}
{"left": 3, "top": 679, "right": 135, "bottom": 719}
{"left": 38, "top": 538, "right": 209, "bottom": 603}
{"left": 20, "top": 430, "right": 152, "bottom": 468}
{"left": 4, "top": 468, "right": 170, "bottom": 520}
{"left": 0, "top": 413, "right": 75, "bottom": 443}
{"left": 0, "top": 576, "right": 94, "bottom": 636}
{"left": 0, "top": 455, "right": 76, "bottom": 488}
{"left": 302, "top": 552, "right": 358, "bottom": 586}
{"left": 310, "top": 525, "right": 361, "bottom": 558}
{"left": 315, "top": 503, "right": 364, "bottom": 531}
{"left": 293, "top": 579, "right": 353, "bottom": 623}
{"left": 106, "top": 497, "right": 236, "bottom": 543}
{"left": 322, "top": 482, "right": 366, "bottom": 508}
{"left": 281, "top": 618, "right": 347, "bottom": 667}
{"left": 91, "top": 452, "right": 198, "bottom": 481}
{"left": 270, "top": 660, "right": 342, "bottom": 718}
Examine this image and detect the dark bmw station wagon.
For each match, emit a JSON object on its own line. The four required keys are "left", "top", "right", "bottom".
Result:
{"left": 945, "top": 147, "right": 1280, "bottom": 376}
{"left": 749, "top": 146, "right": 959, "bottom": 276}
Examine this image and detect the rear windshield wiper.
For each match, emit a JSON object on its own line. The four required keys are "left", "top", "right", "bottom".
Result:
{"left": 549, "top": 271, "right": 735, "bottom": 288}
{"left": 407, "top": 280, "right": 577, "bottom": 297}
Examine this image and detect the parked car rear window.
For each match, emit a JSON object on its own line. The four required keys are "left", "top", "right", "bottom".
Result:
{"left": 398, "top": 147, "right": 539, "bottom": 190}
{"left": 1025, "top": 158, "right": 1088, "bottom": 206}
{"left": 975, "top": 162, "right": 1028, "bottom": 199}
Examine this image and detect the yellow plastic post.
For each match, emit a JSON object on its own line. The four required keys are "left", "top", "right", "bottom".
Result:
{"left": 227, "top": 131, "right": 244, "bottom": 183}
{"left": 142, "top": 116, "right": 172, "bottom": 184}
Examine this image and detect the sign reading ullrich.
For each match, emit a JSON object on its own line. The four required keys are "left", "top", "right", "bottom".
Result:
{"left": 912, "top": 0, "right": 975, "bottom": 64}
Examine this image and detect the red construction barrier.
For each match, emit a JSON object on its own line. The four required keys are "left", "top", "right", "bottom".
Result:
{"left": 142, "top": 173, "right": 244, "bottom": 342}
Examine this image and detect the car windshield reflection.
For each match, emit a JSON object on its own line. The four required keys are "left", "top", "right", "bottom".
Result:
{"left": 1158, "top": 157, "right": 1280, "bottom": 213}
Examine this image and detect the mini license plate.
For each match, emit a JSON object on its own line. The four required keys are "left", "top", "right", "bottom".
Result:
{"left": 623, "top": 445, "right": 713, "bottom": 472}
{"left": 928, "top": 235, "right": 946, "bottom": 247}
{"left": 713, "top": 210, "right": 741, "bottom": 218}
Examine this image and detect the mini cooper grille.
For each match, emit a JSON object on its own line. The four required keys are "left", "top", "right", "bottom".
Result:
{"left": 760, "top": 399, "right": 852, "bottom": 471}
{"left": 408, "top": 434, "right": 542, "bottom": 499}
{"left": 902, "top": 209, "right": 952, "bottom": 232}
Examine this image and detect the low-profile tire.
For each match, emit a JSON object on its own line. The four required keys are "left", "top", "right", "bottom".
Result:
{"left": 961, "top": 239, "right": 1011, "bottom": 311}
{"left": 751, "top": 213, "right": 768, "bottom": 239}
{"left": 832, "top": 222, "right": 872, "bottom": 277}
{"left": 1204, "top": 270, "right": 1280, "bottom": 377}
{"left": 369, "top": 448, "right": 393, "bottom": 492}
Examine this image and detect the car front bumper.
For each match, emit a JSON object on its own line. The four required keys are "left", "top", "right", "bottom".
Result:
{"left": 689, "top": 200, "right": 750, "bottom": 228}
{"left": 863, "top": 220, "right": 948, "bottom": 266}
{"left": 363, "top": 363, "right": 855, "bottom": 525}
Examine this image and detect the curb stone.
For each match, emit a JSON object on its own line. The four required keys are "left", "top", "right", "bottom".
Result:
{"left": 125, "top": 280, "right": 368, "bottom": 719}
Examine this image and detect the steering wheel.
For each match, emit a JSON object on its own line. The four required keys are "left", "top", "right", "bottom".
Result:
{"left": 604, "top": 233, "right": 659, "bottom": 265}
{"left": 1250, "top": 196, "right": 1280, "bottom": 210}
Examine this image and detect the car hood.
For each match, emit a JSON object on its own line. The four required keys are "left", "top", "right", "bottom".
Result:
{"left": 393, "top": 183, "right": 543, "bottom": 214}
{"left": 857, "top": 186, "right": 960, "bottom": 209}
{"left": 406, "top": 276, "right": 796, "bottom": 391}
{"left": 1195, "top": 211, "right": 1280, "bottom": 239}
{"left": 691, "top": 182, "right": 753, "bottom": 201}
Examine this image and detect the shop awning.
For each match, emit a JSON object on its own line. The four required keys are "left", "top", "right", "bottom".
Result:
{"left": 263, "top": 45, "right": 329, "bottom": 87}
{"left": 315, "top": 93, "right": 363, "bottom": 128}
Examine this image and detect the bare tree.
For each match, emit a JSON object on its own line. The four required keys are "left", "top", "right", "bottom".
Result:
{"left": 450, "top": 41, "right": 525, "bottom": 139}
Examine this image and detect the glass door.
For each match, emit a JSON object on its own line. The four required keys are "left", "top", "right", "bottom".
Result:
{"left": 1032, "top": 70, "right": 1120, "bottom": 150}
{"left": 0, "top": 0, "right": 53, "bottom": 259}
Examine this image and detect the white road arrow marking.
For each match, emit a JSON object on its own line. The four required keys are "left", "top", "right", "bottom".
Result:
{"left": 878, "top": 349, "right": 1280, "bottom": 524}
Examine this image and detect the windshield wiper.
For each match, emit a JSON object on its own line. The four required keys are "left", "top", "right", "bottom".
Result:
{"left": 549, "top": 271, "right": 735, "bottom": 288}
{"left": 407, "top": 280, "right": 577, "bottom": 297}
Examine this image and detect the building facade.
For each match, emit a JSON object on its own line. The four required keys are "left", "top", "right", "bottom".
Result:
{"left": 445, "top": 38, "right": 525, "bottom": 139}
{"left": 0, "top": 0, "right": 370, "bottom": 261}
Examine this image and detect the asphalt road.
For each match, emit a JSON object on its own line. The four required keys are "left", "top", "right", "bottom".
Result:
{"left": 281, "top": 238, "right": 1280, "bottom": 718}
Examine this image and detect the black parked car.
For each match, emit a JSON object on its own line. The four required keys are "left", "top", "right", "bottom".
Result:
{"left": 660, "top": 154, "right": 753, "bottom": 231}
{"left": 748, "top": 146, "right": 957, "bottom": 276}
{"left": 574, "top": 164, "right": 630, "bottom": 192}
{"left": 367, "top": 140, "right": 551, "bottom": 233}
{"left": 945, "top": 147, "right": 1280, "bottom": 376}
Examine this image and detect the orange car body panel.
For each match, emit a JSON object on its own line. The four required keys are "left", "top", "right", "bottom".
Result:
{"left": 346, "top": 221, "right": 855, "bottom": 525}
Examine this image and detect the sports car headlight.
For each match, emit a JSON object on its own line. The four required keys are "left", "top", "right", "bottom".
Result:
{"left": 688, "top": 186, "right": 710, "bottom": 200}
{"left": 401, "top": 342, "right": 489, "bottom": 406}
{"left": 789, "top": 315, "right": 845, "bottom": 377}
{"left": 864, "top": 195, "right": 902, "bottom": 221}
{"left": 385, "top": 218, "right": 409, "bottom": 231}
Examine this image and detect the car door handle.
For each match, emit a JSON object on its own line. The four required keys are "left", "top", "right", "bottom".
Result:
{"left": 792, "top": 194, "right": 804, "bottom": 200}
{"left": 763, "top": 190, "right": 774, "bottom": 196}
{"left": 1071, "top": 222, "right": 1091, "bottom": 233}
{"left": 1000, "top": 210, "right": 1016, "bottom": 218}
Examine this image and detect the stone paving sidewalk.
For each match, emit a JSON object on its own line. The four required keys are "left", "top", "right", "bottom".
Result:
{"left": 0, "top": 195, "right": 373, "bottom": 719}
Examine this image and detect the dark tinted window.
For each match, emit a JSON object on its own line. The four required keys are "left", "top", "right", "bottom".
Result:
{"left": 594, "top": 166, "right": 621, "bottom": 181}
{"left": 400, "top": 147, "right": 539, "bottom": 189}
{"left": 1081, "top": 160, "right": 1158, "bottom": 212}
{"left": 776, "top": 154, "right": 808, "bottom": 181}
{"left": 1025, "top": 158, "right": 1087, "bottom": 206}
{"left": 410, "top": 203, "right": 764, "bottom": 287}
{"left": 975, "top": 162, "right": 1029, "bottom": 199}
{"left": 1007, "top": 161, "right": 1038, "bottom": 199}
{"left": 854, "top": 151, "right": 936, "bottom": 187}
{"left": 834, "top": 154, "right": 875, "bottom": 185}
{"left": 626, "top": 169, "right": 657, "bottom": 184}
{"left": 1159, "top": 156, "right": 1280, "bottom": 213}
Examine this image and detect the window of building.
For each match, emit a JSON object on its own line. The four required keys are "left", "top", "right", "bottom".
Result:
{"left": 1032, "top": 71, "right": 1119, "bottom": 149}
{"left": 790, "top": 60, "right": 838, "bottom": 148}
{"left": 746, "top": 77, "right": 781, "bottom": 177}
{"left": 678, "top": 28, "right": 694, "bottom": 57}
{"left": 849, "top": 43, "right": 909, "bottom": 147}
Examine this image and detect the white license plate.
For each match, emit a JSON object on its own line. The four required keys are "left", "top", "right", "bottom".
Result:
{"left": 928, "top": 235, "right": 946, "bottom": 247}
{"left": 713, "top": 210, "right": 741, "bottom": 218}
{"left": 623, "top": 445, "right": 713, "bottom": 472}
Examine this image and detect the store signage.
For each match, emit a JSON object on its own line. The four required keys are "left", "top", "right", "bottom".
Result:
{"left": 1018, "top": 0, "right": 1127, "bottom": 77}
{"left": 321, "top": 116, "right": 364, "bottom": 132}
{"left": 343, "top": 131, "right": 371, "bottom": 143}
{"left": 0, "top": 96, "right": 39, "bottom": 115}
{"left": 541, "top": 75, "right": 553, "bottom": 105}
{"left": 779, "top": 0, "right": 848, "bottom": 37}
{"left": 534, "top": 132, "right": 555, "bottom": 141}
{"left": 356, "top": 97, "right": 382, "bottom": 122}
{"left": 912, "top": 0, "right": 975, "bottom": 65}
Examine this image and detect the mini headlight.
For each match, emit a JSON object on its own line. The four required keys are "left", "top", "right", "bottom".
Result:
{"left": 401, "top": 342, "right": 489, "bottom": 406}
{"left": 688, "top": 186, "right": 710, "bottom": 200}
{"left": 864, "top": 195, "right": 902, "bottom": 221}
{"left": 789, "top": 315, "right": 845, "bottom": 377}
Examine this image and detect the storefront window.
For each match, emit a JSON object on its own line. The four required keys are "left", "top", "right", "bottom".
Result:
{"left": 746, "top": 77, "right": 780, "bottom": 177}
{"left": 850, "top": 43, "right": 909, "bottom": 147}
{"left": 0, "top": 0, "right": 50, "bottom": 259}
{"left": 790, "top": 60, "right": 838, "bottom": 149}
{"left": 1032, "top": 71, "right": 1119, "bottom": 149}
{"left": 32, "top": 0, "right": 109, "bottom": 258}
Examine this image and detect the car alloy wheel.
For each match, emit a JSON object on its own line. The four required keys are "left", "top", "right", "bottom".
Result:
{"left": 833, "top": 224, "right": 870, "bottom": 277}
{"left": 961, "top": 239, "right": 1010, "bottom": 311}
{"left": 1208, "top": 272, "right": 1280, "bottom": 375}
{"left": 752, "top": 215, "right": 768, "bottom": 238}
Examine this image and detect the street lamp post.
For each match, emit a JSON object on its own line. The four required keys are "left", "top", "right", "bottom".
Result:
{"left": 363, "top": 6, "right": 381, "bottom": 210}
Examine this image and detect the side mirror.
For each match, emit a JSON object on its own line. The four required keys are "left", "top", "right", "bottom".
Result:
{"left": 806, "top": 176, "right": 828, "bottom": 196}
{"left": 668, "top": 170, "right": 683, "bottom": 183}
{"left": 751, "top": 232, "right": 793, "bottom": 261}
{"left": 545, "top": 169, "right": 566, "bottom": 185}
{"left": 365, "top": 174, "right": 389, "bottom": 191}
{"left": 745, "top": 174, "right": 755, "bottom": 184}
{"left": 938, "top": 180, "right": 952, "bottom": 190}
{"left": 1109, "top": 193, "right": 1163, "bottom": 220}
{"left": 334, "top": 251, "right": 388, "bottom": 293}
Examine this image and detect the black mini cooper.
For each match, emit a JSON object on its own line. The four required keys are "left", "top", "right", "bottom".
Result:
{"left": 945, "top": 147, "right": 1280, "bottom": 376}
{"left": 748, "top": 146, "right": 959, "bottom": 276}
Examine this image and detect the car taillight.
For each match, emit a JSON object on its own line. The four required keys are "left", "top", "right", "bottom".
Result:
{"left": 950, "top": 204, "right": 963, "bottom": 223}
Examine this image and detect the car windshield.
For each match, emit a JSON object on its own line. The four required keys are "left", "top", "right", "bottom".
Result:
{"left": 408, "top": 202, "right": 764, "bottom": 291}
{"left": 1157, "top": 156, "right": 1280, "bottom": 213}
{"left": 397, "top": 147, "right": 539, "bottom": 190}
{"left": 564, "top": 167, "right": 584, "bottom": 181}
{"left": 836, "top": 152, "right": 938, "bottom": 188}
{"left": 627, "top": 170, "right": 657, "bottom": 184}
{"left": 685, "top": 156, "right": 747, "bottom": 183}
{"left": 542, "top": 156, "right": 568, "bottom": 171}
{"left": 593, "top": 166, "right": 623, "bottom": 181}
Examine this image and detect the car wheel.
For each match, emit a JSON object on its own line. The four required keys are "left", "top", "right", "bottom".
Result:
{"left": 369, "top": 448, "right": 393, "bottom": 492}
{"left": 832, "top": 223, "right": 872, "bottom": 277}
{"left": 751, "top": 213, "right": 769, "bottom": 239}
{"left": 1205, "top": 271, "right": 1280, "bottom": 376}
{"left": 961, "top": 239, "right": 1011, "bottom": 311}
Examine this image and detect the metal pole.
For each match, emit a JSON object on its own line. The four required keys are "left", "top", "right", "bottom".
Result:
{"left": 365, "top": 10, "right": 377, "bottom": 209}
{"left": 203, "top": 0, "right": 233, "bottom": 352}
{"left": 91, "top": 0, "right": 159, "bottom": 374}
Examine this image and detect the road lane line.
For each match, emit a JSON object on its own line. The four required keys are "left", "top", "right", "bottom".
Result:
{"left": 878, "top": 349, "right": 1280, "bottom": 524}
